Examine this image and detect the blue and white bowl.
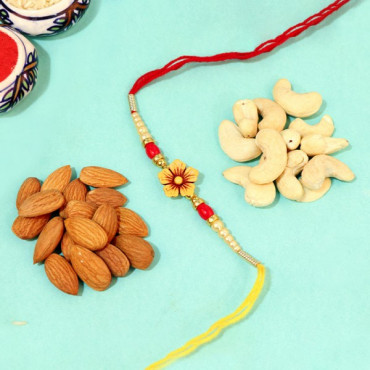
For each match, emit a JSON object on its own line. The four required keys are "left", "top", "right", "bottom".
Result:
{"left": 0, "top": 0, "right": 90, "bottom": 36}
{"left": 0, "top": 25, "right": 38, "bottom": 113}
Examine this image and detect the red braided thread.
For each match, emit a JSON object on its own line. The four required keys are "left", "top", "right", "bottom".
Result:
{"left": 130, "top": 0, "right": 350, "bottom": 95}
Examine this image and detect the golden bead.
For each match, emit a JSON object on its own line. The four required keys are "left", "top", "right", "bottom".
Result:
{"left": 153, "top": 154, "right": 167, "bottom": 168}
{"left": 135, "top": 120, "right": 145, "bottom": 128}
{"left": 224, "top": 234, "right": 234, "bottom": 244}
{"left": 207, "top": 215, "right": 218, "bottom": 224}
{"left": 138, "top": 127, "right": 148, "bottom": 134}
{"left": 218, "top": 228, "right": 229, "bottom": 238}
{"left": 229, "top": 240, "right": 238, "bottom": 248}
{"left": 141, "top": 133, "right": 152, "bottom": 140}
{"left": 191, "top": 196, "right": 204, "bottom": 209}
{"left": 142, "top": 138, "right": 154, "bottom": 146}
{"left": 232, "top": 245, "right": 241, "bottom": 253}
{"left": 211, "top": 220, "right": 224, "bottom": 232}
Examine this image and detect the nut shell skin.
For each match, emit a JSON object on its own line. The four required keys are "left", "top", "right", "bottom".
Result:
{"left": 223, "top": 166, "right": 276, "bottom": 207}
{"left": 16, "top": 177, "right": 41, "bottom": 210}
{"left": 249, "top": 129, "right": 287, "bottom": 184}
{"left": 80, "top": 166, "right": 128, "bottom": 188}
{"left": 273, "top": 78, "right": 322, "bottom": 118}
{"left": 301, "top": 155, "right": 355, "bottom": 190}
{"left": 114, "top": 235, "right": 155, "bottom": 270}
{"left": 95, "top": 244, "right": 130, "bottom": 277}
{"left": 254, "top": 98, "right": 287, "bottom": 132}
{"left": 12, "top": 214, "right": 50, "bottom": 240}
{"left": 70, "top": 245, "right": 111, "bottom": 291}
{"left": 45, "top": 254, "right": 79, "bottom": 295}
{"left": 33, "top": 216, "right": 64, "bottom": 264}
{"left": 218, "top": 120, "right": 261, "bottom": 162}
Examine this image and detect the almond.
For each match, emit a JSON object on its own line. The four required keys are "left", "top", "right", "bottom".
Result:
{"left": 86, "top": 188, "right": 127, "bottom": 208}
{"left": 59, "top": 200, "right": 97, "bottom": 219}
{"left": 70, "top": 245, "right": 111, "bottom": 291}
{"left": 16, "top": 177, "right": 41, "bottom": 209}
{"left": 80, "top": 166, "right": 128, "bottom": 188}
{"left": 45, "top": 254, "right": 79, "bottom": 295}
{"left": 12, "top": 214, "right": 50, "bottom": 240}
{"left": 93, "top": 204, "right": 118, "bottom": 243}
{"left": 95, "top": 244, "right": 130, "bottom": 277}
{"left": 63, "top": 179, "right": 87, "bottom": 202}
{"left": 41, "top": 165, "right": 72, "bottom": 192}
{"left": 64, "top": 217, "right": 108, "bottom": 251}
{"left": 61, "top": 232, "right": 73, "bottom": 261}
{"left": 113, "top": 235, "right": 154, "bottom": 270}
{"left": 33, "top": 217, "right": 64, "bottom": 263}
{"left": 18, "top": 190, "right": 65, "bottom": 217}
{"left": 116, "top": 208, "right": 148, "bottom": 237}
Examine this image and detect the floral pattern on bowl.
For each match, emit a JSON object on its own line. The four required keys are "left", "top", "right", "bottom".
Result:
{"left": 0, "top": 25, "right": 38, "bottom": 113}
{"left": 0, "top": 0, "right": 90, "bottom": 36}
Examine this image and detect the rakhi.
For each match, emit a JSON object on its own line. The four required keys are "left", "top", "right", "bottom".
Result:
{"left": 127, "top": 1, "right": 350, "bottom": 368}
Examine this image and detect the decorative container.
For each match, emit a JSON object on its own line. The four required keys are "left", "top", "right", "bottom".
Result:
{"left": 0, "top": 0, "right": 90, "bottom": 36}
{"left": 0, "top": 25, "right": 38, "bottom": 113}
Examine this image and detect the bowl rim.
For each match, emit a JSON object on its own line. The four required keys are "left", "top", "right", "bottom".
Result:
{"left": 1, "top": 0, "right": 75, "bottom": 18}
{"left": 0, "top": 27, "right": 26, "bottom": 92}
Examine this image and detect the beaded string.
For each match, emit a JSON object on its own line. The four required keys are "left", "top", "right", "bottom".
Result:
{"left": 127, "top": 0, "right": 351, "bottom": 368}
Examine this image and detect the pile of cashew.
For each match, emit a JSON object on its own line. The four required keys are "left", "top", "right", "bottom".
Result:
{"left": 219, "top": 79, "right": 355, "bottom": 207}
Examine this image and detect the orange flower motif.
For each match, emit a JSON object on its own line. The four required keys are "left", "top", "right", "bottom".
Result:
{"left": 158, "top": 159, "right": 199, "bottom": 197}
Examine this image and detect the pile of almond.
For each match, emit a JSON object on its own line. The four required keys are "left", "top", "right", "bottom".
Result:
{"left": 12, "top": 165, "right": 155, "bottom": 295}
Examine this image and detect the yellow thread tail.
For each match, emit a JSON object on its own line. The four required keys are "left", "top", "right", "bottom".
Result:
{"left": 146, "top": 264, "right": 265, "bottom": 369}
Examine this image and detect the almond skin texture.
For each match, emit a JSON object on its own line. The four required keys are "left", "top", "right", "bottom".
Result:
{"left": 61, "top": 232, "right": 73, "bottom": 261}
{"left": 18, "top": 190, "right": 65, "bottom": 217}
{"left": 80, "top": 166, "right": 128, "bottom": 188}
{"left": 12, "top": 214, "right": 50, "bottom": 240}
{"left": 86, "top": 188, "right": 127, "bottom": 208}
{"left": 95, "top": 244, "right": 130, "bottom": 277}
{"left": 63, "top": 179, "right": 87, "bottom": 202}
{"left": 33, "top": 217, "right": 64, "bottom": 264}
{"left": 93, "top": 204, "right": 118, "bottom": 243}
{"left": 64, "top": 217, "right": 108, "bottom": 251}
{"left": 59, "top": 200, "right": 97, "bottom": 219}
{"left": 16, "top": 177, "right": 41, "bottom": 210}
{"left": 70, "top": 245, "right": 111, "bottom": 291}
{"left": 45, "top": 254, "right": 79, "bottom": 295}
{"left": 117, "top": 208, "right": 149, "bottom": 237}
{"left": 113, "top": 235, "right": 154, "bottom": 270}
{"left": 41, "top": 165, "right": 72, "bottom": 192}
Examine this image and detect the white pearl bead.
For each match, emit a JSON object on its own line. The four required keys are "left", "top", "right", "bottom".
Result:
{"left": 218, "top": 228, "right": 229, "bottom": 238}
{"left": 211, "top": 220, "right": 224, "bottom": 232}
{"left": 229, "top": 240, "right": 238, "bottom": 248}
{"left": 233, "top": 245, "right": 241, "bottom": 252}
{"left": 224, "top": 235, "right": 234, "bottom": 244}
{"left": 138, "top": 127, "right": 148, "bottom": 134}
{"left": 141, "top": 133, "right": 152, "bottom": 140}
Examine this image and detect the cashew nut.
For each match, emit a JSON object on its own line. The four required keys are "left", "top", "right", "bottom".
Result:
{"left": 218, "top": 120, "right": 261, "bottom": 162}
{"left": 253, "top": 98, "right": 286, "bottom": 132}
{"left": 289, "top": 115, "right": 334, "bottom": 137}
{"left": 300, "top": 135, "right": 349, "bottom": 156}
{"left": 301, "top": 155, "right": 355, "bottom": 190}
{"left": 298, "top": 178, "right": 331, "bottom": 202}
{"left": 276, "top": 150, "right": 308, "bottom": 201}
{"left": 280, "top": 129, "right": 301, "bottom": 150}
{"left": 232, "top": 99, "right": 258, "bottom": 138}
{"left": 223, "top": 166, "right": 276, "bottom": 207}
{"left": 248, "top": 129, "right": 287, "bottom": 184}
{"left": 273, "top": 79, "right": 322, "bottom": 117}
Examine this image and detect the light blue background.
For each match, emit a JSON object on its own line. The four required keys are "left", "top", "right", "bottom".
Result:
{"left": 1, "top": 1, "right": 369, "bottom": 369}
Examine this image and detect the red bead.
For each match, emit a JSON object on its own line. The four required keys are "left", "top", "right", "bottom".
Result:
{"left": 145, "top": 142, "right": 160, "bottom": 159}
{"left": 197, "top": 203, "right": 214, "bottom": 220}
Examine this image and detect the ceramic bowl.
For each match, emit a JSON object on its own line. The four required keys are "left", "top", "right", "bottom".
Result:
{"left": 0, "top": 25, "right": 38, "bottom": 113}
{"left": 0, "top": 0, "right": 90, "bottom": 36}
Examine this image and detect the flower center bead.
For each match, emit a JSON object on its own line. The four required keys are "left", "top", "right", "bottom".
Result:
{"left": 174, "top": 176, "right": 183, "bottom": 185}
